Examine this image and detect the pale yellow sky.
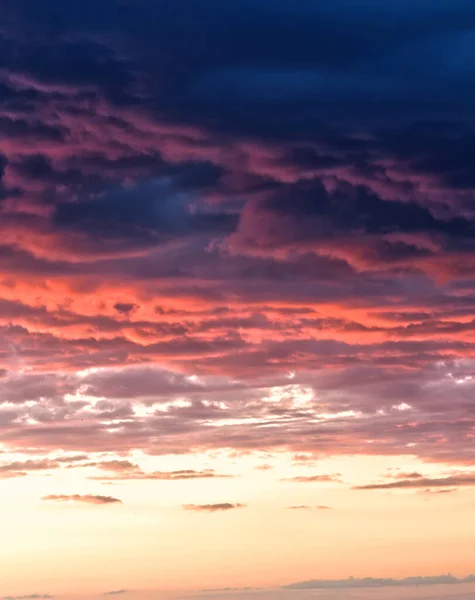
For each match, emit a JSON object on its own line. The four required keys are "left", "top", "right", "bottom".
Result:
{"left": 1, "top": 450, "right": 474, "bottom": 596}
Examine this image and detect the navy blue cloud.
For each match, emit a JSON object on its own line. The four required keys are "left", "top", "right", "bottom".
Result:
{"left": 2, "top": 0, "right": 475, "bottom": 150}
{"left": 1, "top": 0, "right": 475, "bottom": 256}
{"left": 52, "top": 176, "right": 235, "bottom": 247}
{"left": 4, "top": 1, "right": 475, "bottom": 109}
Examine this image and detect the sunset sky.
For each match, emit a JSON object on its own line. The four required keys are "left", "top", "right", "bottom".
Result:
{"left": 1, "top": 1, "right": 475, "bottom": 599}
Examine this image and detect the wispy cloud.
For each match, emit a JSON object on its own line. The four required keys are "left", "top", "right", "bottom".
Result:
{"left": 0, "top": 460, "right": 59, "bottom": 479}
{"left": 182, "top": 504, "right": 246, "bottom": 512}
{"left": 354, "top": 474, "right": 475, "bottom": 490}
{"left": 200, "top": 588, "right": 260, "bottom": 593}
{"left": 91, "top": 469, "right": 231, "bottom": 481}
{"left": 282, "top": 474, "right": 342, "bottom": 483}
{"left": 3, "top": 595, "right": 53, "bottom": 600}
{"left": 41, "top": 494, "right": 122, "bottom": 505}
{"left": 287, "top": 505, "right": 333, "bottom": 510}
{"left": 421, "top": 488, "right": 458, "bottom": 495}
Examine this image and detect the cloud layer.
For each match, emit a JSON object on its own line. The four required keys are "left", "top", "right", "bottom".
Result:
{"left": 284, "top": 575, "right": 475, "bottom": 589}
{"left": 0, "top": 0, "right": 474, "bottom": 471}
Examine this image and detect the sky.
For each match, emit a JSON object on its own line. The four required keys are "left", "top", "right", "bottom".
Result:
{"left": 1, "top": 0, "right": 475, "bottom": 598}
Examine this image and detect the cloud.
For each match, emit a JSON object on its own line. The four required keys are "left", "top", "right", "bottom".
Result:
{"left": 0, "top": 459, "right": 58, "bottom": 472}
{"left": 1, "top": 0, "right": 475, "bottom": 476}
{"left": 54, "top": 455, "right": 90, "bottom": 464}
{"left": 3, "top": 596, "right": 52, "bottom": 600}
{"left": 182, "top": 504, "right": 246, "bottom": 512}
{"left": 421, "top": 488, "right": 458, "bottom": 495}
{"left": 113, "top": 303, "right": 137, "bottom": 315}
{"left": 282, "top": 474, "right": 342, "bottom": 483}
{"left": 354, "top": 473, "right": 475, "bottom": 490}
{"left": 91, "top": 469, "right": 231, "bottom": 481}
{"left": 389, "top": 471, "right": 424, "bottom": 480}
{"left": 41, "top": 494, "right": 122, "bottom": 505}
{"left": 200, "top": 588, "right": 259, "bottom": 593}
{"left": 0, "top": 459, "right": 59, "bottom": 479}
{"left": 287, "top": 505, "right": 333, "bottom": 510}
{"left": 283, "top": 574, "right": 475, "bottom": 589}
{"left": 104, "top": 591, "right": 128, "bottom": 596}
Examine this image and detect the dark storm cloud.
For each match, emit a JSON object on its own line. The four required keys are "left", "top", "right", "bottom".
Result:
{"left": 3, "top": 0, "right": 475, "bottom": 117}
{"left": 52, "top": 177, "right": 234, "bottom": 249}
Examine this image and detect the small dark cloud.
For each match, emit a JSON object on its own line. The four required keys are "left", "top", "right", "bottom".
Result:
{"left": 113, "top": 303, "right": 137, "bottom": 314}
{"left": 182, "top": 503, "right": 246, "bottom": 512}
{"left": 104, "top": 591, "right": 128, "bottom": 596}
{"left": 41, "top": 494, "right": 122, "bottom": 505}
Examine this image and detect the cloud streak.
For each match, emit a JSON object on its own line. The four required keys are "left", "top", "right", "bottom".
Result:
{"left": 3, "top": 596, "right": 53, "bottom": 600}
{"left": 282, "top": 475, "right": 342, "bottom": 484}
{"left": 354, "top": 474, "right": 475, "bottom": 490}
{"left": 91, "top": 469, "right": 231, "bottom": 481}
{"left": 41, "top": 494, "right": 122, "bottom": 505}
{"left": 182, "top": 504, "right": 246, "bottom": 512}
{"left": 287, "top": 505, "right": 333, "bottom": 510}
{"left": 283, "top": 574, "right": 475, "bottom": 589}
